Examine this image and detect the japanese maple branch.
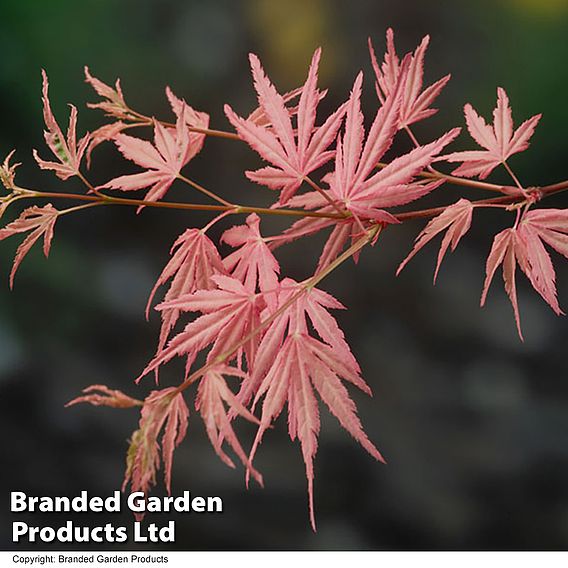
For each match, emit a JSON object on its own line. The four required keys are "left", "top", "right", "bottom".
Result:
{"left": 395, "top": 183, "right": 566, "bottom": 221}
{"left": 126, "top": 109, "right": 520, "bottom": 195}
{"left": 16, "top": 187, "right": 345, "bottom": 220}
{"left": 14, "top": 176, "right": 568, "bottom": 224}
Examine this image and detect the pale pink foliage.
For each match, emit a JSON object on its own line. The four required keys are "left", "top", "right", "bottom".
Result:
{"left": 245, "top": 279, "right": 382, "bottom": 530}
{"left": 6, "top": 31, "right": 568, "bottom": 532}
{"left": 369, "top": 28, "right": 451, "bottom": 128}
{"left": 481, "top": 209, "right": 568, "bottom": 338}
{"left": 141, "top": 275, "right": 263, "bottom": 377}
{"left": 84, "top": 68, "right": 211, "bottom": 168}
{"left": 445, "top": 88, "right": 541, "bottom": 179}
{"left": 397, "top": 198, "right": 474, "bottom": 281}
{"left": 221, "top": 213, "right": 280, "bottom": 300}
{"left": 85, "top": 121, "right": 128, "bottom": 168}
{"left": 481, "top": 228, "right": 527, "bottom": 339}
{"left": 247, "top": 85, "right": 327, "bottom": 128}
{"left": 0, "top": 150, "right": 21, "bottom": 191}
{"left": 196, "top": 365, "right": 262, "bottom": 484}
{"left": 122, "top": 388, "right": 189, "bottom": 499}
{"left": 66, "top": 385, "right": 141, "bottom": 409}
{"left": 101, "top": 106, "right": 192, "bottom": 203}
{"left": 146, "top": 228, "right": 226, "bottom": 352}
{"left": 84, "top": 66, "right": 129, "bottom": 119}
{"left": 522, "top": 209, "right": 568, "bottom": 263}
{"left": 325, "top": 70, "right": 459, "bottom": 220}
{"left": 84, "top": 67, "right": 133, "bottom": 164}
{"left": 33, "top": 71, "right": 90, "bottom": 180}
{"left": 278, "top": 67, "right": 459, "bottom": 270}
{"left": 0, "top": 204, "right": 58, "bottom": 288}
{"left": 165, "top": 87, "right": 210, "bottom": 163}
{"left": 224, "top": 49, "right": 346, "bottom": 204}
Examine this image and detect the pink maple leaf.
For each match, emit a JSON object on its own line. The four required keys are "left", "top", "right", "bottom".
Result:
{"left": 101, "top": 104, "right": 191, "bottom": 203}
{"left": 85, "top": 121, "right": 129, "bottom": 168}
{"left": 480, "top": 212, "right": 566, "bottom": 340}
{"left": 326, "top": 70, "right": 459, "bottom": 220}
{"left": 239, "top": 278, "right": 360, "bottom": 407}
{"left": 369, "top": 28, "right": 451, "bottom": 128}
{"left": 521, "top": 209, "right": 568, "bottom": 262}
{"left": 33, "top": 71, "right": 90, "bottom": 180}
{"left": 277, "top": 69, "right": 459, "bottom": 270}
{"left": 165, "top": 87, "right": 210, "bottom": 163}
{"left": 146, "top": 228, "right": 226, "bottom": 352}
{"left": 224, "top": 48, "right": 347, "bottom": 204}
{"left": 240, "top": 279, "right": 381, "bottom": 530}
{"left": 66, "top": 384, "right": 142, "bottom": 409}
{"left": 247, "top": 85, "right": 327, "bottom": 128}
{"left": 444, "top": 88, "right": 541, "bottom": 179}
{"left": 516, "top": 209, "right": 568, "bottom": 314}
{"left": 84, "top": 66, "right": 130, "bottom": 119}
{"left": 0, "top": 150, "right": 21, "bottom": 191}
{"left": 397, "top": 198, "right": 474, "bottom": 281}
{"left": 481, "top": 228, "right": 527, "bottom": 339}
{"left": 83, "top": 67, "right": 135, "bottom": 166}
{"left": 123, "top": 388, "right": 189, "bottom": 500}
{"left": 141, "top": 275, "right": 264, "bottom": 379}
{"left": 196, "top": 364, "right": 262, "bottom": 484}
{"left": 221, "top": 213, "right": 280, "bottom": 301}
{"left": 247, "top": 86, "right": 301, "bottom": 127}
{"left": 0, "top": 204, "right": 59, "bottom": 288}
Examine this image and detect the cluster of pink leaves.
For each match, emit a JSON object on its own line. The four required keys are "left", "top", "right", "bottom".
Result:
{"left": 0, "top": 28, "right": 566, "bottom": 530}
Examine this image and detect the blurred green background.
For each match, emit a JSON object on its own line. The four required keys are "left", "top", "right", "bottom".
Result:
{"left": 1, "top": 0, "right": 568, "bottom": 551}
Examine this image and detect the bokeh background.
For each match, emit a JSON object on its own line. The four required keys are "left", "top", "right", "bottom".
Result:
{"left": 1, "top": 0, "right": 568, "bottom": 551}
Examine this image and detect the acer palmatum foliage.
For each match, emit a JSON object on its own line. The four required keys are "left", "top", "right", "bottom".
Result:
{"left": 33, "top": 71, "right": 90, "bottom": 181}
{"left": 0, "top": 204, "right": 58, "bottom": 288}
{"left": 225, "top": 48, "right": 347, "bottom": 205}
{"left": 368, "top": 28, "right": 451, "bottom": 128}
{"left": 122, "top": 387, "right": 189, "bottom": 501}
{"left": 397, "top": 198, "right": 474, "bottom": 282}
{"left": 2, "top": 27, "right": 567, "bottom": 530}
{"left": 444, "top": 87, "right": 541, "bottom": 182}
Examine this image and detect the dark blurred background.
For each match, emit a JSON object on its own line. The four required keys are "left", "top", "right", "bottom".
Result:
{"left": 1, "top": 0, "right": 568, "bottom": 551}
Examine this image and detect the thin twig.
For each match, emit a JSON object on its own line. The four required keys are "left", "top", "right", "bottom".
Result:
{"left": 303, "top": 176, "right": 347, "bottom": 217}
{"left": 77, "top": 171, "right": 107, "bottom": 199}
{"left": 26, "top": 190, "right": 345, "bottom": 220}
{"left": 22, "top": 172, "right": 568, "bottom": 224}
{"left": 177, "top": 174, "right": 234, "bottom": 207}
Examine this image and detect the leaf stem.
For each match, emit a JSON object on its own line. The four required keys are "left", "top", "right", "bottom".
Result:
{"left": 503, "top": 160, "right": 528, "bottom": 198}
{"left": 376, "top": 161, "right": 516, "bottom": 194}
{"left": 77, "top": 171, "right": 106, "bottom": 199}
{"left": 129, "top": 110, "right": 240, "bottom": 140}
{"left": 59, "top": 202, "right": 106, "bottom": 216}
{"left": 177, "top": 174, "right": 234, "bottom": 207}
{"left": 303, "top": 176, "right": 347, "bottom": 217}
